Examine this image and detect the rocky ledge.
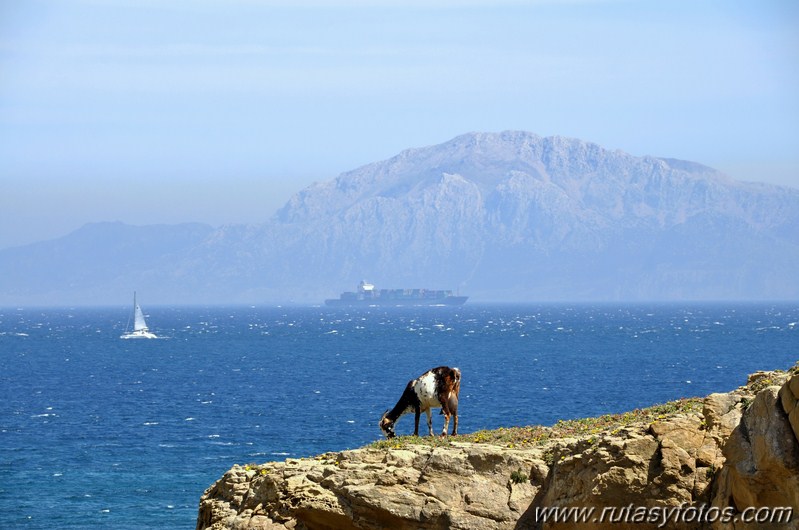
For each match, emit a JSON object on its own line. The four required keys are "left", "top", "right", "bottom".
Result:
{"left": 197, "top": 365, "right": 799, "bottom": 529}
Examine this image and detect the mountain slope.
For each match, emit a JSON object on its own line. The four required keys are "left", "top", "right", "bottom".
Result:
{"left": 256, "top": 131, "right": 799, "bottom": 301}
{"left": 0, "top": 222, "right": 214, "bottom": 305}
{"left": 1, "top": 131, "right": 797, "bottom": 305}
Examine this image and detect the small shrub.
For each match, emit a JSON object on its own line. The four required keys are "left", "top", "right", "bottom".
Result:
{"left": 510, "top": 469, "right": 529, "bottom": 484}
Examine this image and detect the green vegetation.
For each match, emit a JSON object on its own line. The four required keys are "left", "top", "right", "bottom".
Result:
{"left": 749, "top": 375, "right": 778, "bottom": 394}
{"left": 510, "top": 469, "right": 529, "bottom": 484}
{"left": 748, "top": 362, "right": 799, "bottom": 393}
{"left": 243, "top": 463, "right": 270, "bottom": 476}
{"left": 367, "top": 397, "right": 704, "bottom": 450}
{"left": 370, "top": 434, "right": 455, "bottom": 451}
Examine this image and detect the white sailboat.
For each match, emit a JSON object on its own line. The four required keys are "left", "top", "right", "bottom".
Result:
{"left": 120, "top": 292, "right": 158, "bottom": 339}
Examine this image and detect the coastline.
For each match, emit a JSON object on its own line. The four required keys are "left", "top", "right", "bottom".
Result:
{"left": 197, "top": 363, "right": 799, "bottom": 529}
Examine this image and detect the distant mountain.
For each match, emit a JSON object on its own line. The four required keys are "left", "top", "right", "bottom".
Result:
{"left": 1, "top": 131, "right": 798, "bottom": 305}
{"left": 0, "top": 222, "right": 214, "bottom": 305}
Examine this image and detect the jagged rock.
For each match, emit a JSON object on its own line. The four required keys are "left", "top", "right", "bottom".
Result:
{"left": 779, "top": 374, "right": 799, "bottom": 441}
{"left": 197, "top": 444, "right": 546, "bottom": 530}
{"left": 521, "top": 412, "right": 725, "bottom": 530}
{"left": 197, "top": 368, "right": 799, "bottom": 530}
{"left": 711, "top": 372, "right": 799, "bottom": 529}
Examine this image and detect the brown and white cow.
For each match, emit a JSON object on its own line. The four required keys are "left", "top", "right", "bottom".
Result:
{"left": 379, "top": 366, "right": 460, "bottom": 438}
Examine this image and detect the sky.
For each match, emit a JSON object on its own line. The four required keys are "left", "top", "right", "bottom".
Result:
{"left": 1, "top": 0, "right": 798, "bottom": 250}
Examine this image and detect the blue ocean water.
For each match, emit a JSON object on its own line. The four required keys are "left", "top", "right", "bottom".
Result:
{"left": 1, "top": 303, "right": 797, "bottom": 529}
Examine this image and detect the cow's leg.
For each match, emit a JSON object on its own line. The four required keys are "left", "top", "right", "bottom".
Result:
{"left": 441, "top": 410, "right": 451, "bottom": 437}
{"left": 448, "top": 395, "right": 459, "bottom": 436}
{"left": 425, "top": 408, "right": 434, "bottom": 436}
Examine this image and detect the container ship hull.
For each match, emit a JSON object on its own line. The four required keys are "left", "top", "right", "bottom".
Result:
{"left": 324, "top": 296, "right": 468, "bottom": 307}
{"left": 324, "top": 282, "right": 468, "bottom": 307}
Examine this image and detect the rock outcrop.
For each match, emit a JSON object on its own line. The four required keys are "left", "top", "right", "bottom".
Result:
{"left": 711, "top": 371, "right": 799, "bottom": 528}
{"left": 197, "top": 366, "right": 799, "bottom": 530}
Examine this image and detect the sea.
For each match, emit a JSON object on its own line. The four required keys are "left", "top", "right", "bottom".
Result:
{"left": 1, "top": 303, "right": 797, "bottom": 529}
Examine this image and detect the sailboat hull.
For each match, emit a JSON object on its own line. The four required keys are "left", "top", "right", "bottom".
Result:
{"left": 120, "top": 330, "right": 158, "bottom": 339}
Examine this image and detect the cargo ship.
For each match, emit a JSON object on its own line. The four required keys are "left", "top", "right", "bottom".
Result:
{"left": 324, "top": 281, "right": 468, "bottom": 307}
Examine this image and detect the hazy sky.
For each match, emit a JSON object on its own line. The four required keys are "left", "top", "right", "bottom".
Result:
{"left": 1, "top": 0, "right": 798, "bottom": 250}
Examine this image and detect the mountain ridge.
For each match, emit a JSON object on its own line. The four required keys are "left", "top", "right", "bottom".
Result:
{"left": 277, "top": 131, "right": 737, "bottom": 223}
{"left": 1, "top": 131, "right": 797, "bottom": 305}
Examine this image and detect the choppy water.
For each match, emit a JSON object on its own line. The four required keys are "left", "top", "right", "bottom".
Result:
{"left": 1, "top": 303, "right": 797, "bottom": 529}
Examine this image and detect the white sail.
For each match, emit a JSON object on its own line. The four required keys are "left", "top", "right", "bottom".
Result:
{"left": 133, "top": 302, "right": 148, "bottom": 332}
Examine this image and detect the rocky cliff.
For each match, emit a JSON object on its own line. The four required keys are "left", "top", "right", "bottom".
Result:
{"left": 196, "top": 365, "right": 799, "bottom": 530}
